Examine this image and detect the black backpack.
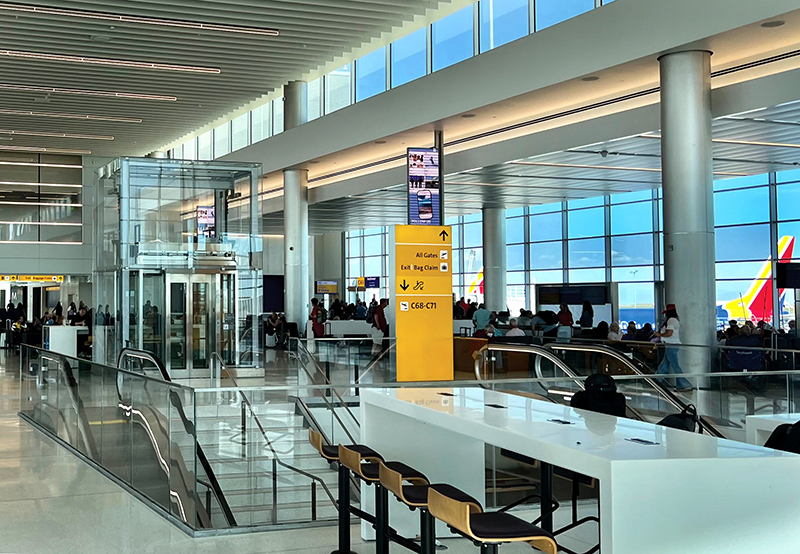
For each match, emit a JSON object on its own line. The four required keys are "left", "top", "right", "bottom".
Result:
{"left": 316, "top": 306, "right": 328, "bottom": 324}
{"left": 571, "top": 373, "right": 626, "bottom": 417}
{"left": 764, "top": 423, "right": 800, "bottom": 454}
{"left": 657, "top": 404, "right": 698, "bottom": 433}
{"left": 365, "top": 305, "right": 376, "bottom": 325}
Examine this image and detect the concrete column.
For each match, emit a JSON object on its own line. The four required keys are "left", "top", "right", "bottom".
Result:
{"left": 482, "top": 207, "right": 507, "bottom": 313}
{"left": 283, "top": 81, "right": 309, "bottom": 325}
{"left": 659, "top": 50, "right": 716, "bottom": 373}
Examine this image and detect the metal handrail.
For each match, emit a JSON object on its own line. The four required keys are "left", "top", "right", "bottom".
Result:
{"left": 547, "top": 342, "right": 725, "bottom": 437}
{"left": 117, "top": 347, "right": 239, "bottom": 527}
{"left": 293, "top": 339, "right": 361, "bottom": 431}
{"left": 211, "top": 352, "right": 338, "bottom": 514}
{"left": 36, "top": 350, "right": 100, "bottom": 460}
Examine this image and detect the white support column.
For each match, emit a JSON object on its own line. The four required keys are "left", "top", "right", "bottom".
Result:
{"left": 659, "top": 50, "right": 716, "bottom": 373}
{"left": 283, "top": 81, "right": 309, "bottom": 325}
{"left": 482, "top": 207, "right": 507, "bottom": 313}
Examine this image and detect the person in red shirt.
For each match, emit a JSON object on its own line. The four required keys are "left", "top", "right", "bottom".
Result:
{"left": 310, "top": 298, "right": 325, "bottom": 338}
{"left": 558, "top": 303, "right": 574, "bottom": 327}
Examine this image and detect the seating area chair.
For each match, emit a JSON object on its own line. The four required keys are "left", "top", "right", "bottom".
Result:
{"left": 428, "top": 485, "right": 557, "bottom": 554}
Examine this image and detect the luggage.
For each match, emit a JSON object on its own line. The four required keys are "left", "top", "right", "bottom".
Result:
{"left": 657, "top": 404, "right": 698, "bottom": 432}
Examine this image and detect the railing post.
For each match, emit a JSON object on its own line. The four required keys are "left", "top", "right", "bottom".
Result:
{"left": 241, "top": 400, "right": 247, "bottom": 459}
{"left": 325, "top": 361, "right": 331, "bottom": 399}
{"left": 311, "top": 481, "right": 317, "bottom": 521}
{"left": 271, "top": 458, "right": 279, "bottom": 525}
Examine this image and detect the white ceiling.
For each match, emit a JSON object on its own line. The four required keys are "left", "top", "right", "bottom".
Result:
{"left": 0, "top": 0, "right": 458, "bottom": 157}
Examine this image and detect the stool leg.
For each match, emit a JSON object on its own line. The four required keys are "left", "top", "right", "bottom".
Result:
{"left": 332, "top": 463, "right": 356, "bottom": 554}
{"left": 481, "top": 545, "right": 499, "bottom": 554}
{"left": 375, "top": 486, "right": 389, "bottom": 554}
{"left": 540, "top": 461, "right": 554, "bottom": 533}
{"left": 420, "top": 509, "right": 435, "bottom": 554}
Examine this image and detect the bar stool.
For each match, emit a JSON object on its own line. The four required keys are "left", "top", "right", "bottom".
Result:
{"left": 309, "top": 429, "right": 383, "bottom": 554}
{"left": 340, "top": 445, "right": 430, "bottom": 554}
{"left": 380, "top": 465, "right": 481, "bottom": 554}
{"left": 428, "top": 485, "right": 558, "bottom": 554}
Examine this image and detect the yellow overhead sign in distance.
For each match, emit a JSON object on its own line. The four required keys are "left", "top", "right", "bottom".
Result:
{"left": 16, "top": 275, "right": 64, "bottom": 283}
{"left": 0, "top": 275, "right": 17, "bottom": 282}
{"left": 394, "top": 225, "right": 453, "bottom": 382}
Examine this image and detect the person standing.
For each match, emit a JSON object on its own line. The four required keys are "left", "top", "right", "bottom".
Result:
{"left": 655, "top": 304, "right": 692, "bottom": 390}
{"left": 371, "top": 298, "right": 389, "bottom": 355}
{"left": 472, "top": 303, "right": 491, "bottom": 331}
{"left": 579, "top": 300, "right": 594, "bottom": 328}
{"left": 558, "top": 303, "right": 574, "bottom": 327}
{"left": 309, "top": 298, "right": 325, "bottom": 338}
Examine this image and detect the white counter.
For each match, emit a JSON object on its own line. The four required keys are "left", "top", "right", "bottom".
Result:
{"left": 745, "top": 413, "right": 800, "bottom": 445}
{"left": 361, "top": 387, "right": 800, "bottom": 554}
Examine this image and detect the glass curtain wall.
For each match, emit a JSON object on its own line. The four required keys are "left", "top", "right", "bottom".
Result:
{"left": 345, "top": 172, "right": 800, "bottom": 330}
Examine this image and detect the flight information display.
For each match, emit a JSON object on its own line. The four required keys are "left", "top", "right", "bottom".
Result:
{"left": 407, "top": 147, "right": 442, "bottom": 226}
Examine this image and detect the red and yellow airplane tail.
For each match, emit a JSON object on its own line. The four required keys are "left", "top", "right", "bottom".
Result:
{"left": 723, "top": 235, "right": 795, "bottom": 322}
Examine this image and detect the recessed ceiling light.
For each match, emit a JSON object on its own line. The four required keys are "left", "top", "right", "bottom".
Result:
{"left": 90, "top": 34, "right": 113, "bottom": 42}
{"left": 0, "top": 49, "right": 221, "bottom": 74}
{"left": 0, "top": 145, "right": 91, "bottom": 154}
{"left": 0, "top": 82, "right": 176, "bottom": 101}
{"left": 0, "top": 180, "right": 82, "bottom": 188}
{"left": 581, "top": 76, "right": 600, "bottom": 82}
{"left": 761, "top": 20, "right": 785, "bottom": 28}
{"left": 0, "top": 129, "right": 113, "bottom": 141}
{"left": 0, "top": 2, "right": 279, "bottom": 36}
{"left": 461, "top": 114, "right": 477, "bottom": 118}
{"left": 0, "top": 161, "right": 82, "bottom": 168}
{"left": 0, "top": 108, "right": 141, "bottom": 123}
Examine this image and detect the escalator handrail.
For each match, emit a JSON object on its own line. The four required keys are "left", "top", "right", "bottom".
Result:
{"left": 474, "top": 342, "right": 649, "bottom": 422}
{"left": 117, "top": 347, "right": 238, "bottom": 527}
{"left": 212, "top": 352, "right": 338, "bottom": 508}
{"left": 547, "top": 342, "right": 725, "bottom": 438}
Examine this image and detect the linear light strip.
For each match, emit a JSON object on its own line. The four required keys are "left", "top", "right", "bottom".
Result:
{"left": 0, "top": 221, "right": 81, "bottom": 226}
{"left": 0, "top": 201, "right": 82, "bottom": 207}
{"left": 0, "top": 49, "right": 220, "bottom": 74}
{"left": 0, "top": 161, "right": 82, "bottom": 168}
{"left": 640, "top": 134, "right": 800, "bottom": 150}
{"left": 0, "top": 129, "right": 113, "bottom": 141}
{"left": 512, "top": 160, "right": 746, "bottom": 177}
{"left": 0, "top": 2, "right": 279, "bottom": 36}
{"left": 0, "top": 83, "right": 176, "bottom": 101}
{"left": 0, "top": 181, "right": 82, "bottom": 188}
{"left": 0, "top": 240, "right": 81, "bottom": 245}
{"left": 0, "top": 145, "right": 91, "bottom": 154}
{"left": 0, "top": 108, "right": 141, "bottom": 123}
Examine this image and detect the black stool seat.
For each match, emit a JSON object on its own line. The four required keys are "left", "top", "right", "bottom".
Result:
{"left": 470, "top": 512, "right": 556, "bottom": 541}
{"left": 362, "top": 460, "right": 421, "bottom": 482}
{"left": 321, "top": 445, "right": 339, "bottom": 458}
{"left": 402, "top": 484, "right": 481, "bottom": 506}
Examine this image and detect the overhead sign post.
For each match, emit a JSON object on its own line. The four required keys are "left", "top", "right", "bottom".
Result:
{"left": 407, "top": 147, "right": 443, "bottom": 226}
{"left": 392, "top": 225, "right": 453, "bottom": 382}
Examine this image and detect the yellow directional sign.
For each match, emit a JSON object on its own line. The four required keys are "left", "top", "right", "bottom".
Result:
{"left": 0, "top": 275, "right": 17, "bottom": 282}
{"left": 357, "top": 277, "right": 366, "bottom": 288}
{"left": 394, "top": 225, "right": 453, "bottom": 382}
{"left": 17, "top": 275, "right": 64, "bottom": 283}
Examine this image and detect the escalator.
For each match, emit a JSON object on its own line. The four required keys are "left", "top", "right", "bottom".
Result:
{"left": 473, "top": 342, "right": 726, "bottom": 437}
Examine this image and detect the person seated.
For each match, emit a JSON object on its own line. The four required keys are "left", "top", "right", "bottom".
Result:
{"left": 607, "top": 322, "right": 623, "bottom": 341}
{"left": 788, "top": 320, "right": 797, "bottom": 340}
{"left": 517, "top": 309, "right": 532, "bottom": 328}
{"left": 532, "top": 310, "right": 559, "bottom": 336}
{"left": 591, "top": 321, "right": 609, "bottom": 340}
{"left": 505, "top": 319, "right": 526, "bottom": 337}
{"left": 636, "top": 323, "right": 655, "bottom": 342}
{"left": 474, "top": 324, "right": 497, "bottom": 339}
{"left": 622, "top": 322, "right": 638, "bottom": 340}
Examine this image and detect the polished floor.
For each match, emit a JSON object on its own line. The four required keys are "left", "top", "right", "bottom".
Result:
{"left": 0, "top": 350, "right": 597, "bottom": 553}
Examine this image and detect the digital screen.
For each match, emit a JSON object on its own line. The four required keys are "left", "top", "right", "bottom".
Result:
{"left": 538, "top": 285, "right": 608, "bottom": 306}
{"left": 197, "top": 206, "right": 216, "bottom": 238}
{"left": 316, "top": 281, "right": 339, "bottom": 295}
{"left": 777, "top": 263, "right": 800, "bottom": 289}
{"left": 263, "top": 275, "right": 285, "bottom": 313}
{"left": 407, "top": 147, "right": 441, "bottom": 226}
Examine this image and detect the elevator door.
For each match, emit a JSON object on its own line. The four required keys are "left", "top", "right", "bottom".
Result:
{"left": 166, "top": 274, "right": 218, "bottom": 378}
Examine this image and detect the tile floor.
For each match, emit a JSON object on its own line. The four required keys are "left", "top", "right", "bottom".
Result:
{"left": 0, "top": 352, "right": 597, "bottom": 553}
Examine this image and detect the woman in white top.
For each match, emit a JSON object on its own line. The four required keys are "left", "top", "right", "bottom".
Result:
{"left": 654, "top": 304, "right": 692, "bottom": 390}
{"left": 607, "top": 322, "right": 623, "bottom": 341}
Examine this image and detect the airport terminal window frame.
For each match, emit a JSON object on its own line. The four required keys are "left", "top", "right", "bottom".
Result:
{"left": 170, "top": 0, "right": 617, "bottom": 159}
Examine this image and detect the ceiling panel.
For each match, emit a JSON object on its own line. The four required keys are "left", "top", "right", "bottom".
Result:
{"left": 0, "top": 0, "right": 454, "bottom": 157}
